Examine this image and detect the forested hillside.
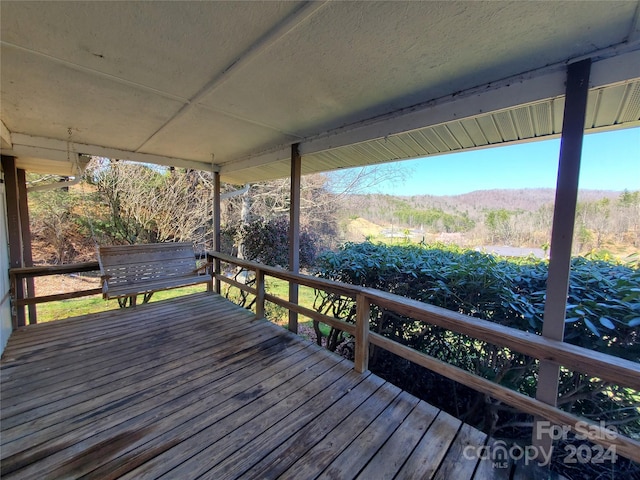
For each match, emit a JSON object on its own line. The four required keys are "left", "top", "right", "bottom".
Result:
{"left": 338, "top": 189, "right": 638, "bottom": 256}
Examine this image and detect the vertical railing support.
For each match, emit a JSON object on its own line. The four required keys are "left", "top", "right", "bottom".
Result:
{"left": 534, "top": 58, "right": 591, "bottom": 455}
{"left": 2, "top": 155, "right": 25, "bottom": 328}
{"left": 213, "top": 171, "right": 221, "bottom": 294}
{"left": 354, "top": 293, "right": 370, "bottom": 373}
{"left": 17, "top": 169, "right": 36, "bottom": 324}
{"left": 206, "top": 252, "right": 214, "bottom": 293}
{"left": 255, "top": 268, "right": 265, "bottom": 319}
{"left": 288, "top": 143, "right": 301, "bottom": 333}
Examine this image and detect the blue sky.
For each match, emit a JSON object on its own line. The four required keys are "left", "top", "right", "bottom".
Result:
{"left": 365, "top": 127, "right": 639, "bottom": 196}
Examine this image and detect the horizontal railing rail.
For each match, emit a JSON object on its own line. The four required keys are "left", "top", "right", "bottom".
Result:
{"left": 209, "top": 251, "right": 640, "bottom": 463}
{"left": 9, "top": 262, "right": 102, "bottom": 326}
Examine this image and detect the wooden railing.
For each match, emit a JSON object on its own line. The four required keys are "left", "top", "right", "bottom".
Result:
{"left": 209, "top": 251, "right": 640, "bottom": 463}
{"left": 9, "top": 262, "right": 102, "bottom": 327}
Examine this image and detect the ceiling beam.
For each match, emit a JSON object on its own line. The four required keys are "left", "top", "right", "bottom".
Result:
{"left": 1, "top": 144, "right": 80, "bottom": 165}
{"left": 219, "top": 145, "right": 291, "bottom": 177}
{"left": 0, "top": 121, "right": 12, "bottom": 149}
{"left": 5, "top": 134, "right": 218, "bottom": 172}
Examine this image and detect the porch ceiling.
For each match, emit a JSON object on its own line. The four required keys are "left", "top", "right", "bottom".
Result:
{"left": 1, "top": 1, "right": 639, "bottom": 181}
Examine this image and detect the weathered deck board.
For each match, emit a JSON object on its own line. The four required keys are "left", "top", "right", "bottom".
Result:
{"left": 1, "top": 292, "right": 509, "bottom": 479}
{"left": 355, "top": 400, "right": 441, "bottom": 479}
{"left": 434, "top": 423, "right": 488, "bottom": 480}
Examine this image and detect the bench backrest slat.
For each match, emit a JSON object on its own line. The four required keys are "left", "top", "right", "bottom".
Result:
{"left": 98, "top": 242, "right": 210, "bottom": 299}
{"left": 99, "top": 243, "right": 196, "bottom": 266}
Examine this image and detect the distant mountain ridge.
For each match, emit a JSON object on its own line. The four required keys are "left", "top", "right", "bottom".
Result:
{"left": 342, "top": 188, "right": 627, "bottom": 228}
{"left": 367, "top": 188, "right": 624, "bottom": 213}
{"left": 424, "top": 188, "right": 623, "bottom": 212}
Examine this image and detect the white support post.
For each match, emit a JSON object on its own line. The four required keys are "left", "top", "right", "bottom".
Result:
{"left": 533, "top": 58, "right": 591, "bottom": 455}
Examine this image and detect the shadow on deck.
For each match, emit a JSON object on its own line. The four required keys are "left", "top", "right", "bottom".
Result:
{"left": 2, "top": 292, "right": 516, "bottom": 479}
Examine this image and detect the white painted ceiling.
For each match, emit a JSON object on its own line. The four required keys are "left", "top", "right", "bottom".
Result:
{"left": 1, "top": 1, "right": 639, "bottom": 182}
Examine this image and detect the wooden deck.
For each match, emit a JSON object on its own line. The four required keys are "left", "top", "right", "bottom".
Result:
{"left": 1, "top": 292, "right": 509, "bottom": 479}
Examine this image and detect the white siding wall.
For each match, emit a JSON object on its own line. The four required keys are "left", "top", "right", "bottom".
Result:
{"left": 0, "top": 178, "right": 12, "bottom": 355}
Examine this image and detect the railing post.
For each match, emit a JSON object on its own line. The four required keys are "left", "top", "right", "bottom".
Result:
{"left": 255, "top": 268, "right": 265, "bottom": 319}
{"left": 213, "top": 257, "right": 221, "bottom": 294}
{"left": 206, "top": 252, "right": 214, "bottom": 293}
{"left": 8, "top": 272, "right": 18, "bottom": 330}
{"left": 288, "top": 143, "right": 301, "bottom": 334}
{"left": 212, "top": 171, "right": 221, "bottom": 294}
{"left": 3, "top": 155, "right": 26, "bottom": 327}
{"left": 17, "top": 169, "right": 37, "bottom": 324}
{"left": 354, "top": 293, "right": 370, "bottom": 373}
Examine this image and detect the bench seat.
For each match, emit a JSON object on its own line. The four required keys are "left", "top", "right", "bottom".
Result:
{"left": 98, "top": 242, "right": 212, "bottom": 305}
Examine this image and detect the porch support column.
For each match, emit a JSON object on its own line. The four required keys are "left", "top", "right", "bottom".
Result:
{"left": 212, "top": 171, "right": 221, "bottom": 294}
{"left": 1, "top": 156, "right": 25, "bottom": 328}
{"left": 288, "top": 143, "right": 301, "bottom": 333}
{"left": 534, "top": 59, "right": 591, "bottom": 452}
{"left": 17, "top": 169, "right": 36, "bottom": 324}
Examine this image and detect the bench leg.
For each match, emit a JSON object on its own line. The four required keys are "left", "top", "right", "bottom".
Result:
{"left": 117, "top": 296, "right": 137, "bottom": 308}
{"left": 143, "top": 292, "right": 153, "bottom": 304}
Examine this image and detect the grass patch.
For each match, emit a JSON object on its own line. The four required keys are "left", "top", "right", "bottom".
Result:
{"left": 265, "top": 278, "right": 316, "bottom": 308}
{"left": 35, "top": 294, "right": 116, "bottom": 322}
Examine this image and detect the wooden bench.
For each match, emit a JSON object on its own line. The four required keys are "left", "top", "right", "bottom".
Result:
{"left": 98, "top": 242, "right": 212, "bottom": 307}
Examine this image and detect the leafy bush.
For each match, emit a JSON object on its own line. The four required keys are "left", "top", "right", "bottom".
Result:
{"left": 315, "top": 242, "right": 638, "bottom": 359}
{"left": 230, "top": 217, "right": 318, "bottom": 269}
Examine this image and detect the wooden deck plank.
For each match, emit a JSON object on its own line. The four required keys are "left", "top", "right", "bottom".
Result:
{"left": 0, "top": 295, "right": 229, "bottom": 368}
{"left": 1, "top": 292, "right": 215, "bottom": 351}
{"left": 0, "top": 321, "right": 278, "bottom": 439}
{"left": 1, "top": 292, "right": 493, "bottom": 480}
{"left": 201, "top": 373, "right": 389, "bottom": 480}
{"left": 394, "top": 409, "right": 462, "bottom": 480}
{"left": 1, "top": 294, "right": 233, "bottom": 382}
{"left": 3, "top": 316, "right": 264, "bottom": 434}
{"left": 472, "top": 438, "right": 513, "bottom": 479}
{"left": 355, "top": 399, "right": 441, "bottom": 480}
{"left": 82, "top": 342, "right": 333, "bottom": 478}
{"left": 316, "top": 390, "right": 421, "bottom": 479}
{"left": 1, "top": 309, "right": 259, "bottom": 418}
{"left": 268, "top": 381, "right": 402, "bottom": 480}
{"left": 1, "top": 302, "right": 256, "bottom": 398}
{"left": 0, "top": 310, "right": 241, "bottom": 398}
{"left": 1, "top": 298, "right": 241, "bottom": 379}
{"left": 215, "top": 376, "right": 388, "bottom": 480}
{"left": 0, "top": 333, "right": 297, "bottom": 473}
{"left": 2, "top": 334, "right": 313, "bottom": 478}
{"left": 40, "top": 346, "right": 332, "bottom": 480}
{"left": 434, "top": 422, "right": 487, "bottom": 480}
{"left": 124, "top": 357, "right": 359, "bottom": 480}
